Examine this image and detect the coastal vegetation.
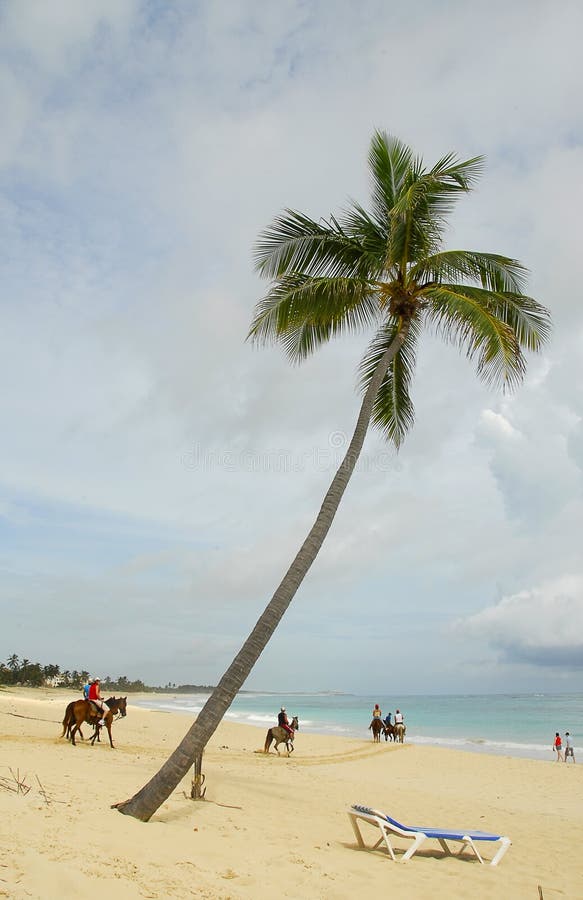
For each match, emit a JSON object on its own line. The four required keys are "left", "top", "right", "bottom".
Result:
{"left": 0, "top": 655, "right": 214, "bottom": 693}
{"left": 115, "top": 131, "right": 551, "bottom": 821}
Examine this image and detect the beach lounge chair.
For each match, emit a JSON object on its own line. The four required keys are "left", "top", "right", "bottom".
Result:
{"left": 347, "top": 804, "right": 511, "bottom": 866}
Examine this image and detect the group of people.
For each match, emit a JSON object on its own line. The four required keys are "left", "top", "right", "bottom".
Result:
{"left": 553, "top": 731, "right": 576, "bottom": 763}
{"left": 371, "top": 703, "right": 404, "bottom": 728}
{"left": 82, "top": 676, "right": 108, "bottom": 726}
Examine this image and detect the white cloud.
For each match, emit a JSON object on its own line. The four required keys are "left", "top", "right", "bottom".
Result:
{"left": 455, "top": 576, "right": 583, "bottom": 668}
{"left": 479, "top": 409, "right": 520, "bottom": 440}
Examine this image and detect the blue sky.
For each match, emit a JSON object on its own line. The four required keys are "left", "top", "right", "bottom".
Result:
{"left": 1, "top": 0, "right": 582, "bottom": 692}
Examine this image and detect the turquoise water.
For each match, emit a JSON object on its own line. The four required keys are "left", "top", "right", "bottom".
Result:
{"left": 132, "top": 691, "right": 582, "bottom": 760}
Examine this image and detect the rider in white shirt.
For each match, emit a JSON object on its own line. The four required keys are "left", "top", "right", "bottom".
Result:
{"left": 394, "top": 709, "right": 404, "bottom": 725}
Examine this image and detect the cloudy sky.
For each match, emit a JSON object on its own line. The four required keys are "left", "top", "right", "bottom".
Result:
{"left": 1, "top": 0, "right": 582, "bottom": 694}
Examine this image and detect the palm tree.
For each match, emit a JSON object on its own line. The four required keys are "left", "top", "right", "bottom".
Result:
{"left": 115, "top": 131, "right": 550, "bottom": 821}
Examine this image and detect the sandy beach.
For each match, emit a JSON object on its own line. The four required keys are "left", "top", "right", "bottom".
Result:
{"left": 1, "top": 687, "right": 581, "bottom": 899}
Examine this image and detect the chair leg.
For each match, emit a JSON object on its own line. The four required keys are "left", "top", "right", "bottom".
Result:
{"left": 347, "top": 814, "right": 396, "bottom": 860}
{"left": 490, "top": 837, "right": 511, "bottom": 866}
{"left": 437, "top": 838, "right": 454, "bottom": 856}
{"left": 348, "top": 815, "right": 366, "bottom": 848}
{"left": 401, "top": 832, "right": 427, "bottom": 861}
{"left": 463, "top": 837, "right": 485, "bottom": 864}
{"left": 377, "top": 824, "right": 396, "bottom": 861}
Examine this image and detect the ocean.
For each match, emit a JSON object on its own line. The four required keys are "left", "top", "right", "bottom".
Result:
{"left": 131, "top": 691, "right": 582, "bottom": 760}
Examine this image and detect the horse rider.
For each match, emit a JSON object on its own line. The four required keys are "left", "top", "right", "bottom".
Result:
{"left": 278, "top": 706, "right": 294, "bottom": 737}
{"left": 394, "top": 708, "right": 404, "bottom": 726}
{"left": 371, "top": 703, "right": 382, "bottom": 726}
{"left": 82, "top": 676, "right": 92, "bottom": 700}
{"left": 87, "top": 677, "right": 107, "bottom": 726}
{"left": 383, "top": 711, "right": 392, "bottom": 727}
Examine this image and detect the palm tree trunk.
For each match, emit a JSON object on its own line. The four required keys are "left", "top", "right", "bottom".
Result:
{"left": 114, "top": 324, "right": 408, "bottom": 821}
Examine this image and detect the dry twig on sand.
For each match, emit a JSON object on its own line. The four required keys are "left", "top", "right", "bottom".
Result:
{"left": 0, "top": 767, "right": 65, "bottom": 804}
{"left": 0, "top": 768, "right": 32, "bottom": 795}
{"left": 35, "top": 775, "right": 51, "bottom": 806}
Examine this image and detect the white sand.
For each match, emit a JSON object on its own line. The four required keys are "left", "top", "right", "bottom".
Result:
{"left": 1, "top": 687, "right": 581, "bottom": 898}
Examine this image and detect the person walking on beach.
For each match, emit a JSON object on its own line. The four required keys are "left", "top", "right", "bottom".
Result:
{"left": 564, "top": 732, "right": 576, "bottom": 763}
{"left": 553, "top": 732, "right": 564, "bottom": 761}
{"left": 88, "top": 677, "right": 108, "bottom": 726}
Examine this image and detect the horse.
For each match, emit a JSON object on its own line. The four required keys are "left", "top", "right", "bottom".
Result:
{"left": 393, "top": 722, "right": 406, "bottom": 743}
{"left": 61, "top": 696, "right": 127, "bottom": 748}
{"left": 61, "top": 698, "right": 103, "bottom": 741}
{"left": 61, "top": 699, "right": 98, "bottom": 741}
{"left": 264, "top": 716, "right": 299, "bottom": 755}
{"left": 369, "top": 718, "right": 383, "bottom": 742}
{"left": 62, "top": 699, "right": 86, "bottom": 742}
{"left": 383, "top": 722, "right": 395, "bottom": 742}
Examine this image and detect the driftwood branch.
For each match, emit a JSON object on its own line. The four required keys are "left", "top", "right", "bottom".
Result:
{"left": 0, "top": 768, "right": 32, "bottom": 795}
{"left": 181, "top": 791, "right": 242, "bottom": 810}
{"left": 0, "top": 767, "right": 65, "bottom": 804}
{"left": 190, "top": 751, "right": 206, "bottom": 800}
{"left": 35, "top": 775, "right": 51, "bottom": 806}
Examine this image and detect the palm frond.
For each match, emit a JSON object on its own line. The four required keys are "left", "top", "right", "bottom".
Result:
{"left": 248, "top": 275, "right": 381, "bottom": 360}
{"left": 412, "top": 250, "right": 529, "bottom": 292}
{"left": 367, "top": 131, "right": 414, "bottom": 225}
{"left": 253, "top": 210, "right": 370, "bottom": 280}
{"left": 424, "top": 285, "right": 525, "bottom": 390}
{"left": 478, "top": 289, "right": 552, "bottom": 352}
{"left": 389, "top": 155, "right": 485, "bottom": 267}
{"left": 338, "top": 200, "right": 399, "bottom": 275}
{"left": 429, "top": 153, "right": 484, "bottom": 190}
{"left": 391, "top": 169, "right": 472, "bottom": 230}
{"left": 357, "top": 319, "right": 420, "bottom": 447}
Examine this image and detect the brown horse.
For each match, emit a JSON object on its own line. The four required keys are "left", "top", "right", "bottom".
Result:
{"left": 61, "top": 696, "right": 127, "bottom": 748}
{"left": 62, "top": 699, "right": 105, "bottom": 741}
{"left": 264, "top": 716, "right": 299, "bottom": 755}
{"left": 369, "top": 718, "right": 383, "bottom": 742}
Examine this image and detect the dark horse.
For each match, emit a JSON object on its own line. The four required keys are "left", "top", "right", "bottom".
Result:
{"left": 61, "top": 696, "right": 127, "bottom": 748}
{"left": 369, "top": 718, "right": 383, "bottom": 742}
{"left": 382, "top": 722, "right": 406, "bottom": 742}
{"left": 264, "top": 716, "right": 299, "bottom": 755}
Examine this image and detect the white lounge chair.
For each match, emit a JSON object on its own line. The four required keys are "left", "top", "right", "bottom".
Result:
{"left": 348, "top": 804, "right": 511, "bottom": 866}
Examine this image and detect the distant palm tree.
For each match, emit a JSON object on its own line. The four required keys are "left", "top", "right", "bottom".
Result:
{"left": 43, "top": 664, "right": 61, "bottom": 679}
{"left": 115, "top": 131, "right": 550, "bottom": 821}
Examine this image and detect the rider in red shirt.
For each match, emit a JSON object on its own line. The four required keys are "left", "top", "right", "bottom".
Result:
{"left": 278, "top": 707, "right": 293, "bottom": 737}
{"left": 88, "top": 677, "right": 107, "bottom": 726}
